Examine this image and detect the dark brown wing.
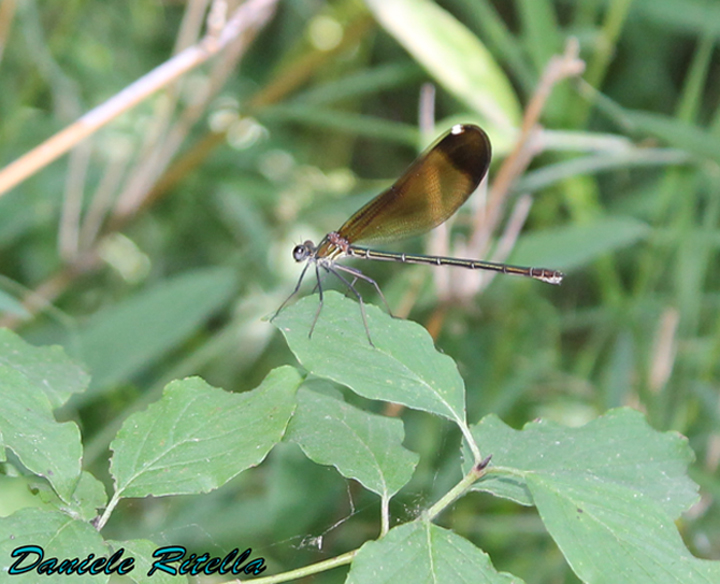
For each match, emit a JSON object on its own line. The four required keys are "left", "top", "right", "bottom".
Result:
{"left": 336, "top": 124, "right": 491, "bottom": 245}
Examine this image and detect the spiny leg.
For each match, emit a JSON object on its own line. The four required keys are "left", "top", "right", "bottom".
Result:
{"left": 311, "top": 268, "right": 329, "bottom": 295}
{"left": 272, "top": 260, "right": 312, "bottom": 322}
{"left": 339, "top": 275, "right": 359, "bottom": 300}
{"left": 308, "top": 262, "right": 325, "bottom": 338}
{"left": 326, "top": 268, "right": 358, "bottom": 300}
{"left": 334, "top": 263, "right": 394, "bottom": 318}
{"left": 327, "top": 266, "right": 375, "bottom": 347}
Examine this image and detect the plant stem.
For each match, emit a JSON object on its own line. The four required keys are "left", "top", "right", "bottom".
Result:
{"left": 227, "top": 549, "right": 357, "bottom": 584}
{"left": 0, "top": 0, "right": 278, "bottom": 198}
{"left": 424, "top": 463, "right": 485, "bottom": 522}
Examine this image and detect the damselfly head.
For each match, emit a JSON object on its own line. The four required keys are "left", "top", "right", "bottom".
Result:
{"left": 293, "top": 241, "right": 315, "bottom": 262}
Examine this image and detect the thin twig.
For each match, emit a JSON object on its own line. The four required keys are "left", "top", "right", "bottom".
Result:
{"left": 112, "top": 0, "right": 266, "bottom": 221}
{"left": 460, "top": 193, "right": 533, "bottom": 298}
{"left": 0, "top": 0, "right": 18, "bottom": 65}
{"left": 0, "top": 0, "right": 278, "bottom": 198}
{"left": 79, "top": 152, "right": 130, "bottom": 250}
{"left": 469, "top": 38, "right": 585, "bottom": 256}
{"left": 129, "top": 13, "right": 374, "bottom": 216}
{"left": 59, "top": 141, "right": 92, "bottom": 261}
{"left": 649, "top": 307, "right": 679, "bottom": 394}
{"left": 422, "top": 39, "right": 584, "bottom": 332}
{"left": 452, "top": 40, "right": 584, "bottom": 302}
{"left": 105, "top": 0, "right": 212, "bottom": 232}
{"left": 0, "top": 0, "right": 278, "bottom": 328}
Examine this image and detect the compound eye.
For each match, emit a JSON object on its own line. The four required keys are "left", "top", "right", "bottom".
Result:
{"left": 292, "top": 244, "right": 309, "bottom": 262}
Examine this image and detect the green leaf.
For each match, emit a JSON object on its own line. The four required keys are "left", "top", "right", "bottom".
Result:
{"left": 517, "top": 0, "right": 560, "bottom": 74}
{"left": 365, "top": 0, "right": 521, "bottom": 130}
{"left": 294, "top": 63, "right": 424, "bottom": 106}
{"left": 628, "top": 110, "right": 720, "bottom": 164}
{"left": 467, "top": 409, "right": 698, "bottom": 517}
{"left": 529, "top": 473, "right": 720, "bottom": 583}
{"left": 0, "top": 290, "right": 30, "bottom": 318}
{"left": 511, "top": 217, "right": 650, "bottom": 272}
{"left": 0, "top": 508, "right": 109, "bottom": 584}
{"left": 65, "top": 472, "right": 108, "bottom": 522}
{"left": 105, "top": 539, "right": 175, "bottom": 584}
{"left": 346, "top": 521, "right": 522, "bottom": 584}
{"left": 0, "top": 365, "right": 82, "bottom": 503}
{"left": 74, "top": 267, "right": 237, "bottom": 394}
{"left": 261, "top": 106, "right": 419, "bottom": 146}
{"left": 109, "top": 367, "right": 301, "bottom": 499}
{"left": 0, "top": 328, "right": 89, "bottom": 408}
{"left": 634, "top": 0, "right": 720, "bottom": 42}
{"left": 447, "top": 0, "right": 535, "bottom": 93}
{"left": 464, "top": 409, "right": 712, "bottom": 582}
{"left": 0, "top": 476, "right": 44, "bottom": 516}
{"left": 0, "top": 191, "right": 49, "bottom": 247}
{"left": 11, "top": 470, "right": 107, "bottom": 522}
{"left": 285, "top": 386, "right": 419, "bottom": 499}
{"left": 516, "top": 148, "right": 691, "bottom": 193}
{"left": 273, "top": 291, "right": 468, "bottom": 430}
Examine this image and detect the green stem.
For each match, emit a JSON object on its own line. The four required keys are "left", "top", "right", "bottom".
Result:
{"left": 572, "top": 0, "right": 632, "bottom": 125}
{"left": 456, "top": 419, "right": 481, "bottom": 463}
{"left": 424, "top": 463, "right": 485, "bottom": 522}
{"left": 227, "top": 549, "right": 357, "bottom": 584}
{"left": 380, "top": 494, "right": 390, "bottom": 537}
{"left": 95, "top": 492, "right": 121, "bottom": 531}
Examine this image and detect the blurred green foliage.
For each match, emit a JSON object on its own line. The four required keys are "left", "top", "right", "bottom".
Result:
{"left": 1, "top": 0, "right": 719, "bottom": 582}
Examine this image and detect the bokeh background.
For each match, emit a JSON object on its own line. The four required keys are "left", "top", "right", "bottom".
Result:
{"left": 0, "top": 0, "right": 718, "bottom": 582}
